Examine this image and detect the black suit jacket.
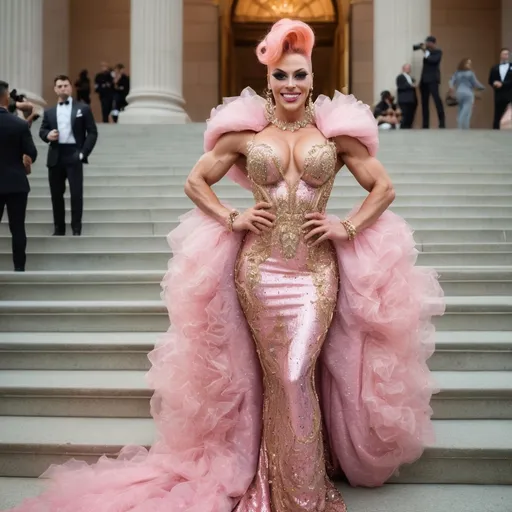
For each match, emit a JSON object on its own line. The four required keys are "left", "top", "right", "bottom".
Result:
{"left": 488, "top": 63, "right": 512, "bottom": 102}
{"left": 0, "top": 108, "right": 37, "bottom": 195}
{"left": 420, "top": 48, "right": 442, "bottom": 84}
{"left": 396, "top": 74, "right": 418, "bottom": 104}
{"left": 39, "top": 101, "right": 98, "bottom": 168}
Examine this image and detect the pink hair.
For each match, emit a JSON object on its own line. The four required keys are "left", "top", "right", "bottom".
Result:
{"left": 256, "top": 19, "right": 315, "bottom": 67}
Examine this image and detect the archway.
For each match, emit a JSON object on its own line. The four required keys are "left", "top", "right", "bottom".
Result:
{"left": 218, "top": 0, "right": 350, "bottom": 99}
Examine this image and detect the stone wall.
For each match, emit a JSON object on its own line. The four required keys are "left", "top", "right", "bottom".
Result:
{"left": 350, "top": 0, "right": 374, "bottom": 106}
{"left": 183, "top": 0, "right": 219, "bottom": 121}
{"left": 42, "top": 0, "right": 504, "bottom": 125}
{"left": 42, "top": 0, "right": 70, "bottom": 104}
{"left": 66, "top": 0, "right": 218, "bottom": 122}
{"left": 69, "top": 0, "right": 130, "bottom": 122}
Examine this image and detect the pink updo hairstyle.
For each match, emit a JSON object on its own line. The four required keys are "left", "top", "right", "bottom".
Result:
{"left": 256, "top": 19, "right": 315, "bottom": 68}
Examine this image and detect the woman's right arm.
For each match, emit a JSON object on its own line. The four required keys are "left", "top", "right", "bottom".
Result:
{"left": 184, "top": 132, "right": 275, "bottom": 234}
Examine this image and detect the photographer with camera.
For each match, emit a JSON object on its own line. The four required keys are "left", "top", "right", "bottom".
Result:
{"left": 414, "top": 36, "right": 445, "bottom": 129}
{"left": 8, "top": 89, "right": 40, "bottom": 128}
{"left": 0, "top": 80, "right": 38, "bottom": 272}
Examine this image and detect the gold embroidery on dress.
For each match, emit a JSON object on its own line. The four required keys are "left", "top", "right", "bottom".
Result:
{"left": 235, "top": 136, "right": 347, "bottom": 512}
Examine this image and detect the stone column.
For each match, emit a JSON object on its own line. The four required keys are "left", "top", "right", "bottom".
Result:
{"left": 120, "top": 0, "right": 190, "bottom": 124}
{"left": 0, "top": 0, "right": 45, "bottom": 107}
{"left": 503, "top": 0, "right": 512, "bottom": 49}
{"left": 373, "top": 0, "right": 431, "bottom": 102}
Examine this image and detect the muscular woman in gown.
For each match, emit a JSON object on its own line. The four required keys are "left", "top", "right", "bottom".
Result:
{"left": 5, "top": 18, "right": 444, "bottom": 512}
{"left": 185, "top": 20, "right": 395, "bottom": 512}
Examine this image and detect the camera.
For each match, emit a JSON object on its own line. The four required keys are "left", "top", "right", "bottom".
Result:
{"left": 8, "top": 88, "right": 40, "bottom": 123}
{"left": 413, "top": 43, "right": 424, "bottom": 51}
{"left": 10, "top": 89, "right": 27, "bottom": 103}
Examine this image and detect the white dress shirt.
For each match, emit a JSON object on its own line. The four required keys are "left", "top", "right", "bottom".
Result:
{"left": 57, "top": 97, "right": 76, "bottom": 144}
{"left": 403, "top": 73, "right": 413, "bottom": 86}
{"left": 499, "top": 63, "right": 510, "bottom": 82}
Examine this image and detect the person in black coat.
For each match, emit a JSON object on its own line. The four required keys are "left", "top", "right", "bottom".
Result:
{"left": 39, "top": 75, "right": 98, "bottom": 236}
{"left": 0, "top": 80, "right": 38, "bottom": 271}
{"left": 75, "top": 70, "right": 91, "bottom": 105}
{"left": 94, "top": 62, "right": 114, "bottom": 123}
{"left": 488, "top": 48, "right": 512, "bottom": 129}
{"left": 396, "top": 63, "right": 418, "bottom": 129}
{"left": 112, "top": 63, "right": 130, "bottom": 123}
{"left": 419, "top": 36, "right": 445, "bottom": 129}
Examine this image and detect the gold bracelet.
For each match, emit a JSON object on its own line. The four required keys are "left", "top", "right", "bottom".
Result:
{"left": 341, "top": 219, "right": 357, "bottom": 241}
{"left": 226, "top": 210, "right": 240, "bottom": 232}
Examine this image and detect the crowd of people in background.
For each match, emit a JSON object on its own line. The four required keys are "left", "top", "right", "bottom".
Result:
{"left": 375, "top": 39, "right": 512, "bottom": 131}
{"left": 74, "top": 62, "right": 130, "bottom": 124}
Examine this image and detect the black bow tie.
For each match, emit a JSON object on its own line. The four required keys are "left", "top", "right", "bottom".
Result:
{"left": 59, "top": 100, "right": 70, "bottom": 106}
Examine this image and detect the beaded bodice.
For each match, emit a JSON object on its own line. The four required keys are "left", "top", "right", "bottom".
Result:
{"left": 245, "top": 136, "right": 340, "bottom": 259}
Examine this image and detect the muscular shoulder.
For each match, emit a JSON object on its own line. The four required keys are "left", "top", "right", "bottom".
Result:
{"left": 213, "top": 130, "right": 254, "bottom": 157}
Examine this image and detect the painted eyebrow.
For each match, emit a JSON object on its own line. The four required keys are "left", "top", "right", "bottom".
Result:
{"left": 272, "top": 68, "right": 308, "bottom": 74}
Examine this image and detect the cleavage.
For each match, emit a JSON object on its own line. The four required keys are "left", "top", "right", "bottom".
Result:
{"left": 246, "top": 139, "right": 335, "bottom": 189}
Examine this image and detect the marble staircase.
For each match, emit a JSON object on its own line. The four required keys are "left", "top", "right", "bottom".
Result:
{"left": 0, "top": 126, "right": 511, "bottom": 511}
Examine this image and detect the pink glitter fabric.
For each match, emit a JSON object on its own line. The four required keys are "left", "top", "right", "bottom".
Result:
{"left": 4, "top": 89, "right": 444, "bottom": 512}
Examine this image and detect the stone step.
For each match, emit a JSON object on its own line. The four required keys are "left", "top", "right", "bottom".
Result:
{"left": 2, "top": 235, "right": 512, "bottom": 254}
{"left": 21, "top": 194, "right": 512, "bottom": 208}
{"left": 1, "top": 248, "right": 512, "bottom": 270}
{"left": 27, "top": 162, "right": 512, "bottom": 175}
{"left": 0, "top": 369, "right": 510, "bottom": 420}
{"left": 0, "top": 297, "right": 511, "bottom": 332}
{"left": 12, "top": 205, "right": 512, "bottom": 223}
{"left": 0, "top": 416, "right": 510, "bottom": 484}
{"left": 25, "top": 173, "right": 512, "bottom": 186}
{"left": 1, "top": 267, "right": 511, "bottom": 301}
{"left": 3, "top": 218, "right": 512, "bottom": 237}
{"left": 18, "top": 184, "right": 512, "bottom": 196}
{"left": 0, "top": 331, "right": 510, "bottom": 372}
{"left": 431, "top": 331, "right": 512, "bottom": 371}
{"left": 2, "top": 480, "right": 510, "bottom": 512}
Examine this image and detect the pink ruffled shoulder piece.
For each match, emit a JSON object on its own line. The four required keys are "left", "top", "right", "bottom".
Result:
{"left": 6, "top": 207, "right": 262, "bottom": 512}
{"left": 204, "top": 87, "right": 268, "bottom": 190}
{"left": 314, "top": 91, "right": 379, "bottom": 156}
{"left": 321, "top": 210, "right": 445, "bottom": 487}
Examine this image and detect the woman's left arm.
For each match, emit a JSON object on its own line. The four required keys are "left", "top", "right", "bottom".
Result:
{"left": 303, "top": 135, "right": 395, "bottom": 246}
{"left": 336, "top": 134, "right": 396, "bottom": 231}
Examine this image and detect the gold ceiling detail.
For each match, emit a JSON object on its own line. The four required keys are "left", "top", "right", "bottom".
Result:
{"left": 233, "top": 0, "right": 336, "bottom": 22}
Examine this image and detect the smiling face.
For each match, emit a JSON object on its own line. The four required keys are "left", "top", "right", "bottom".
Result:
{"left": 268, "top": 53, "right": 313, "bottom": 118}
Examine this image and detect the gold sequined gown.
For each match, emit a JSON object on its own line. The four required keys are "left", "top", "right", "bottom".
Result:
{"left": 234, "top": 137, "right": 347, "bottom": 512}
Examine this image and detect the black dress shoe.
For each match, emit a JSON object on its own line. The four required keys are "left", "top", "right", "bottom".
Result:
{"left": 52, "top": 231, "right": 65, "bottom": 236}
{"left": 14, "top": 267, "right": 25, "bottom": 272}
{"left": 73, "top": 231, "right": 81, "bottom": 236}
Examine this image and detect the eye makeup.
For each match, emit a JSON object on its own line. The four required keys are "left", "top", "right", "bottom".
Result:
{"left": 271, "top": 69, "right": 309, "bottom": 81}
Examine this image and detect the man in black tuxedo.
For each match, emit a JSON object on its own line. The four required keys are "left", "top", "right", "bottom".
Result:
{"left": 0, "top": 80, "right": 38, "bottom": 271}
{"left": 419, "top": 36, "right": 445, "bottom": 129}
{"left": 396, "top": 63, "right": 418, "bottom": 129}
{"left": 489, "top": 48, "right": 512, "bottom": 129}
{"left": 40, "top": 75, "right": 98, "bottom": 236}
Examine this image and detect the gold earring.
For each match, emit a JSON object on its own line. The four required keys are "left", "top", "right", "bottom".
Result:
{"left": 307, "top": 86, "right": 314, "bottom": 115}
{"left": 265, "top": 86, "right": 275, "bottom": 119}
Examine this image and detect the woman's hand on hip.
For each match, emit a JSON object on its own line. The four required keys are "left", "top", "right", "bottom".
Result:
{"left": 233, "top": 202, "right": 276, "bottom": 235}
{"left": 302, "top": 212, "right": 349, "bottom": 246}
